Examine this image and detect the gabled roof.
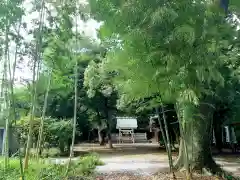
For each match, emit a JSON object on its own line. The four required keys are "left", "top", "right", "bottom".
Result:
{"left": 116, "top": 117, "right": 138, "bottom": 129}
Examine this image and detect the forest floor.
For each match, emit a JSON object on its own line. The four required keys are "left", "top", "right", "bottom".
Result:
{"left": 73, "top": 143, "right": 240, "bottom": 180}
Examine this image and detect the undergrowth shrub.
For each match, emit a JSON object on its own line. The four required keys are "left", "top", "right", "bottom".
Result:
{"left": 25, "top": 147, "right": 61, "bottom": 158}
{"left": 69, "top": 153, "right": 104, "bottom": 176}
{"left": 0, "top": 153, "right": 103, "bottom": 180}
{"left": 42, "top": 148, "right": 61, "bottom": 158}
{"left": 16, "top": 116, "right": 81, "bottom": 155}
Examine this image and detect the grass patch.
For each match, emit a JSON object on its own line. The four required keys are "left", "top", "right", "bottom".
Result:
{"left": 69, "top": 153, "right": 104, "bottom": 177}
{"left": 0, "top": 153, "right": 104, "bottom": 180}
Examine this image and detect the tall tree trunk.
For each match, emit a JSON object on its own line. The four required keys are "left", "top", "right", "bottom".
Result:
{"left": 10, "top": 17, "right": 22, "bottom": 126}
{"left": 174, "top": 101, "right": 221, "bottom": 174}
{"left": 96, "top": 110, "right": 105, "bottom": 146}
{"left": 213, "top": 113, "right": 223, "bottom": 153}
{"left": 3, "top": 20, "right": 10, "bottom": 169}
{"left": 98, "top": 128, "right": 105, "bottom": 146}
{"left": 24, "top": 0, "right": 45, "bottom": 170}
{"left": 104, "top": 97, "right": 113, "bottom": 149}
{"left": 107, "top": 133, "right": 113, "bottom": 148}
{"left": 155, "top": 107, "right": 167, "bottom": 148}
{"left": 160, "top": 105, "right": 174, "bottom": 174}
{"left": 65, "top": 55, "right": 78, "bottom": 176}
{"left": 59, "top": 140, "right": 65, "bottom": 154}
{"left": 65, "top": 4, "right": 79, "bottom": 175}
{"left": 106, "top": 122, "right": 113, "bottom": 148}
{"left": 9, "top": 17, "right": 25, "bottom": 179}
{"left": 156, "top": 106, "right": 175, "bottom": 177}
{"left": 24, "top": 52, "right": 38, "bottom": 170}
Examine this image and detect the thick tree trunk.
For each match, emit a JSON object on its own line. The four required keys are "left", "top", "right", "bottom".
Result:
{"left": 107, "top": 131, "right": 113, "bottom": 149}
{"left": 173, "top": 128, "right": 180, "bottom": 149}
{"left": 174, "top": 101, "right": 221, "bottom": 174}
{"left": 154, "top": 130, "right": 159, "bottom": 143}
{"left": 213, "top": 112, "right": 223, "bottom": 153}
{"left": 104, "top": 97, "right": 113, "bottom": 149}
{"left": 214, "top": 123, "right": 223, "bottom": 153}
{"left": 106, "top": 121, "right": 113, "bottom": 148}
{"left": 98, "top": 129, "right": 105, "bottom": 146}
{"left": 59, "top": 141, "right": 65, "bottom": 154}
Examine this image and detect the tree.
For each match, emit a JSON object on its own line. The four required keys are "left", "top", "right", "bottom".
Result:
{"left": 84, "top": 51, "right": 117, "bottom": 148}
{"left": 0, "top": 0, "right": 25, "bottom": 178}
{"left": 23, "top": 0, "right": 45, "bottom": 169}
{"left": 36, "top": 69, "right": 51, "bottom": 160}
{"left": 89, "top": 0, "right": 240, "bottom": 174}
{"left": 87, "top": 100, "right": 107, "bottom": 145}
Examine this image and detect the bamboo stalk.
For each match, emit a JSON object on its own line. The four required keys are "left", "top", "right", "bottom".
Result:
{"left": 7, "top": 20, "right": 25, "bottom": 179}
{"left": 176, "top": 102, "right": 191, "bottom": 180}
{"left": 155, "top": 107, "right": 168, "bottom": 149}
{"left": 3, "top": 18, "right": 10, "bottom": 170}
{"left": 160, "top": 104, "right": 175, "bottom": 177}
{"left": 24, "top": 0, "right": 45, "bottom": 169}
{"left": 148, "top": 40, "right": 175, "bottom": 178}
{"left": 65, "top": 44, "right": 78, "bottom": 177}
{"left": 10, "top": 18, "right": 23, "bottom": 126}
{"left": 65, "top": 3, "right": 79, "bottom": 176}
{"left": 10, "top": 18, "right": 25, "bottom": 180}
{"left": 23, "top": 49, "right": 38, "bottom": 170}
{"left": 36, "top": 70, "right": 51, "bottom": 160}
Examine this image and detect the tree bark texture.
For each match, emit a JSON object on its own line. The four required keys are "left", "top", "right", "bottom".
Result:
{"left": 213, "top": 112, "right": 223, "bottom": 153}
{"left": 213, "top": 122, "right": 223, "bottom": 153}
{"left": 174, "top": 101, "right": 221, "bottom": 174}
{"left": 104, "top": 97, "right": 113, "bottom": 149}
{"left": 98, "top": 128, "right": 105, "bottom": 146}
{"left": 106, "top": 123, "right": 113, "bottom": 149}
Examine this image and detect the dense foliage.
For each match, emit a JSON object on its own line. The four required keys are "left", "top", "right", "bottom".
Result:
{"left": 16, "top": 116, "right": 80, "bottom": 154}
{"left": 87, "top": 0, "right": 240, "bottom": 174}
{"left": 1, "top": 0, "right": 240, "bottom": 179}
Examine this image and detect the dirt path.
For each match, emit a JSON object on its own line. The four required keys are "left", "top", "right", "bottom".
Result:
{"left": 96, "top": 154, "right": 240, "bottom": 178}
{"left": 215, "top": 157, "right": 240, "bottom": 177}
{"left": 77, "top": 143, "right": 240, "bottom": 179}
{"left": 73, "top": 143, "right": 240, "bottom": 179}
{"left": 96, "top": 155, "right": 169, "bottom": 176}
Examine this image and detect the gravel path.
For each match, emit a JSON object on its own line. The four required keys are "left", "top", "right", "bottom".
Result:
{"left": 48, "top": 155, "right": 240, "bottom": 179}
{"left": 51, "top": 143, "right": 240, "bottom": 179}
{"left": 96, "top": 156, "right": 169, "bottom": 176}
{"left": 215, "top": 158, "right": 240, "bottom": 177}
{"left": 96, "top": 155, "right": 240, "bottom": 179}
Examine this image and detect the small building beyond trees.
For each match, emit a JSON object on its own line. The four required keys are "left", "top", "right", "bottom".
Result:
{"left": 0, "top": 125, "right": 19, "bottom": 156}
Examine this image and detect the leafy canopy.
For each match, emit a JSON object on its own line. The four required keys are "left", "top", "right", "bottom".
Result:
{"left": 89, "top": 0, "right": 240, "bottom": 106}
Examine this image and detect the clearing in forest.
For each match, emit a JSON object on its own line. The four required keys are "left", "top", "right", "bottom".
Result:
{"left": 74, "top": 143, "right": 240, "bottom": 180}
